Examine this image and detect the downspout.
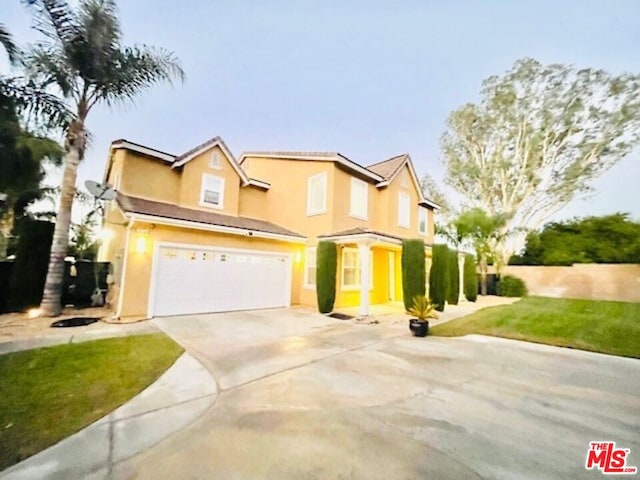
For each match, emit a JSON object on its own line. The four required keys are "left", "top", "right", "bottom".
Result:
{"left": 115, "top": 218, "right": 134, "bottom": 319}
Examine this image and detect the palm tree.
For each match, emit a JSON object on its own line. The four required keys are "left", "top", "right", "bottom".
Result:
{"left": 23, "top": 0, "right": 184, "bottom": 315}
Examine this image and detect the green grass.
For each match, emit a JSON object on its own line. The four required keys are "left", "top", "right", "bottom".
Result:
{"left": 0, "top": 333, "right": 183, "bottom": 471}
{"left": 430, "top": 296, "right": 640, "bottom": 358}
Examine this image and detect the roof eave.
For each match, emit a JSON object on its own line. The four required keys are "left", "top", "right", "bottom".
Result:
{"left": 123, "top": 212, "right": 306, "bottom": 244}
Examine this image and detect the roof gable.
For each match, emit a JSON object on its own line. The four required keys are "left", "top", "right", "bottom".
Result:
{"left": 172, "top": 136, "right": 250, "bottom": 185}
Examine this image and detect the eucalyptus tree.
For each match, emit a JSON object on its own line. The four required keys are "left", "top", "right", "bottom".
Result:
{"left": 441, "top": 58, "right": 640, "bottom": 266}
{"left": 24, "top": 0, "right": 184, "bottom": 316}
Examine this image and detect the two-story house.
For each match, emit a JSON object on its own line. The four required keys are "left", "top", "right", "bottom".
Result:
{"left": 99, "top": 135, "right": 439, "bottom": 320}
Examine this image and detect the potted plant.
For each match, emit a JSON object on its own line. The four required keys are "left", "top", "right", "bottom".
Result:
{"left": 407, "top": 295, "right": 438, "bottom": 337}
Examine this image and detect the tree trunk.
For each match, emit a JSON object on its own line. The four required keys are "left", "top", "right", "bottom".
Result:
{"left": 39, "top": 144, "right": 81, "bottom": 316}
{"left": 0, "top": 201, "right": 15, "bottom": 260}
{"left": 479, "top": 254, "right": 488, "bottom": 296}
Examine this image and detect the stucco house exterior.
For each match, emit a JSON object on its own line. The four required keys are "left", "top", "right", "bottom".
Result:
{"left": 99, "top": 135, "right": 439, "bottom": 320}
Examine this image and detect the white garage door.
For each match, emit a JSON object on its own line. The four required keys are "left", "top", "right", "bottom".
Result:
{"left": 151, "top": 245, "right": 292, "bottom": 316}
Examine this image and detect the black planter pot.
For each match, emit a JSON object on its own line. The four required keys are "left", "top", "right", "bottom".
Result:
{"left": 409, "top": 319, "right": 429, "bottom": 337}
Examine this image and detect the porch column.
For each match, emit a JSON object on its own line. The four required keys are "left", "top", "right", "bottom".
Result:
{"left": 358, "top": 240, "right": 371, "bottom": 316}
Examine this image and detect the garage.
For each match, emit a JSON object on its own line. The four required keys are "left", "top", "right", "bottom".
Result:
{"left": 151, "top": 244, "right": 292, "bottom": 316}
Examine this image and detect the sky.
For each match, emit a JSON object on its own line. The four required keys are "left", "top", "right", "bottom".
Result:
{"left": 2, "top": 0, "right": 640, "bottom": 223}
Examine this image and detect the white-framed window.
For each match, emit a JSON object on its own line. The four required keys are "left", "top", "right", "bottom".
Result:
{"left": 349, "top": 177, "right": 368, "bottom": 219}
{"left": 401, "top": 169, "right": 409, "bottom": 188}
{"left": 398, "top": 192, "right": 410, "bottom": 228}
{"left": 209, "top": 151, "right": 221, "bottom": 169}
{"left": 304, "top": 247, "right": 317, "bottom": 289}
{"left": 307, "top": 172, "right": 327, "bottom": 216}
{"left": 200, "top": 174, "right": 225, "bottom": 209}
{"left": 418, "top": 206, "right": 428, "bottom": 235}
{"left": 341, "top": 248, "right": 374, "bottom": 290}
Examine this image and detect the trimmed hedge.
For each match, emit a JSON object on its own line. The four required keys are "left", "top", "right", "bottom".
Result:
{"left": 463, "top": 254, "right": 477, "bottom": 302}
{"left": 316, "top": 241, "right": 337, "bottom": 313}
{"left": 447, "top": 249, "right": 460, "bottom": 305}
{"left": 401, "top": 239, "right": 426, "bottom": 310}
{"left": 497, "top": 275, "right": 528, "bottom": 297}
{"left": 429, "top": 244, "right": 449, "bottom": 312}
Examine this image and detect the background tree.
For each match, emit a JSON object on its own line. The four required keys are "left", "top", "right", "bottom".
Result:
{"left": 510, "top": 213, "right": 640, "bottom": 265}
{"left": 441, "top": 58, "right": 640, "bottom": 266}
{"left": 454, "top": 208, "right": 506, "bottom": 295}
{"left": 0, "top": 94, "right": 63, "bottom": 258}
{"left": 23, "top": 0, "right": 184, "bottom": 316}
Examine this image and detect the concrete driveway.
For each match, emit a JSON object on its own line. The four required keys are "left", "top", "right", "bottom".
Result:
{"left": 114, "top": 308, "right": 639, "bottom": 480}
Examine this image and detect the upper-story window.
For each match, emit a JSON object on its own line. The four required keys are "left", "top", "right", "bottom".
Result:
{"left": 307, "top": 172, "right": 327, "bottom": 216}
{"left": 200, "top": 174, "right": 225, "bottom": 209}
{"left": 209, "top": 151, "right": 221, "bottom": 169}
{"left": 349, "top": 177, "right": 368, "bottom": 219}
{"left": 398, "top": 192, "right": 410, "bottom": 228}
{"left": 401, "top": 169, "right": 409, "bottom": 188}
{"left": 418, "top": 206, "right": 428, "bottom": 235}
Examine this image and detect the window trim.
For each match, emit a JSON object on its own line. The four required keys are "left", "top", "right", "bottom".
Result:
{"left": 303, "top": 247, "right": 317, "bottom": 290}
{"left": 199, "top": 173, "right": 225, "bottom": 210}
{"left": 398, "top": 192, "right": 410, "bottom": 228}
{"left": 418, "top": 206, "right": 428, "bottom": 236}
{"left": 306, "top": 172, "right": 327, "bottom": 216}
{"left": 341, "top": 247, "right": 374, "bottom": 291}
{"left": 349, "top": 177, "right": 368, "bottom": 220}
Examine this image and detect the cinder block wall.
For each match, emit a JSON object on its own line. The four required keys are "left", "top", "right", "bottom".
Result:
{"left": 497, "top": 264, "right": 640, "bottom": 303}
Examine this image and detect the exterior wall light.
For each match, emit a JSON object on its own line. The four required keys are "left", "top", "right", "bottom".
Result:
{"left": 134, "top": 229, "right": 150, "bottom": 254}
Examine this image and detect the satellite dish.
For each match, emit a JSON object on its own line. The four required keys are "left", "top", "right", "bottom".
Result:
{"left": 85, "top": 180, "right": 116, "bottom": 201}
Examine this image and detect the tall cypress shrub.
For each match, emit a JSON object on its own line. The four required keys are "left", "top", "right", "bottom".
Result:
{"left": 447, "top": 249, "right": 460, "bottom": 305}
{"left": 401, "top": 239, "right": 426, "bottom": 310}
{"left": 316, "top": 241, "right": 337, "bottom": 313}
{"left": 429, "top": 244, "right": 449, "bottom": 311}
{"left": 463, "top": 253, "right": 478, "bottom": 302}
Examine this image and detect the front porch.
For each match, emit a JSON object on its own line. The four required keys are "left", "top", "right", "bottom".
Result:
{"left": 318, "top": 228, "right": 425, "bottom": 316}
{"left": 334, "top": 301, "right": 407, "bottom": 317}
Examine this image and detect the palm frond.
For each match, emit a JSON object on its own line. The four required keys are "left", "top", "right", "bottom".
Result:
{"left": 23, "top": 45, "right": 77, "bottom": 98}
{"left": 0, "top": 23, "right": 19, "bottom": 64}
{"left": 96, "top": 45, "right": 184, "bottom": 107}
{"left": 25, "top": 0, "right": 79, "bottom": 44}
{"left": 0, "top": 77, "right": 72, "bottom": 129}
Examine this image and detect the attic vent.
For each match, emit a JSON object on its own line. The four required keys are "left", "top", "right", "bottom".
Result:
{"left": 209, "top": 152, "right": 221, "bottom": 169}
{"left": 401, "top": 169, "right": 409, "bottom": 188}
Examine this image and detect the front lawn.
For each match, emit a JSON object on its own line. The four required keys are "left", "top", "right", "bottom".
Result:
{"left": 0, "top": 333, "right": 183, "bottom": 471}
{"left": 430, "top": 296, "right": 640, "bottom": 358}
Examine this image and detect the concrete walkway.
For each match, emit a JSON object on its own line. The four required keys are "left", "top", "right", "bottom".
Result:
{"left": 0, "top": 321, "right": 158, "bottom": 355}
{"left": 0, "top": 353, "right": 217, "bottom": 480}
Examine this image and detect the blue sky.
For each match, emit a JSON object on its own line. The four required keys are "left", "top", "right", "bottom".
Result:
{"left": 3, "top": 0, "right": 640, "bottom": 222}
